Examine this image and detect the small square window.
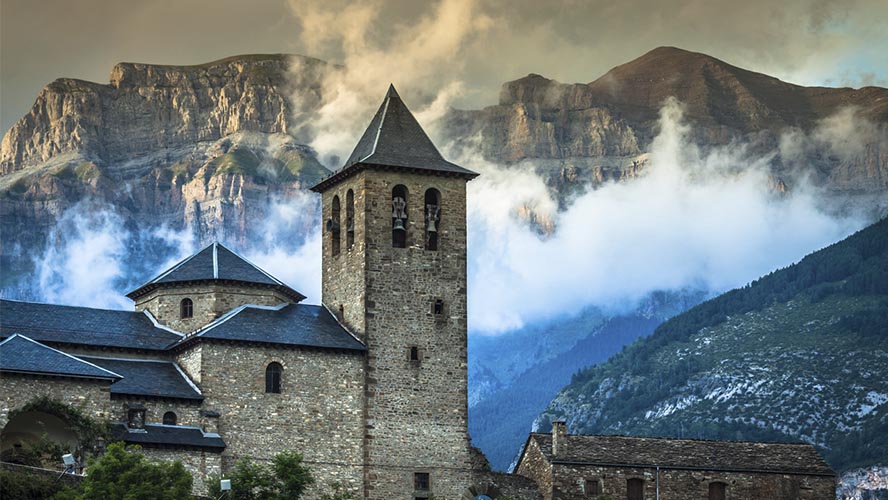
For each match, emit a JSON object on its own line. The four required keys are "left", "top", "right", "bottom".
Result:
{"left": 414, "top": 472, "right": 430, "bottom": 491}
{"left": 585, "top": 479, "right": 600, "bottom": 495}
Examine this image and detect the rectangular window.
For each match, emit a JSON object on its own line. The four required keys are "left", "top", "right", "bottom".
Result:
{"left": 585, "top": 479, "right": 600, "bottom": 495}
{"left": 433, "top": 299, "right": 444, "bottom": 315}
{"left": 414, "top": 472, "right": 430, "bottom": 491}
{"left": 410, "top": 346, "right": 420, "bottom": 362}
{"left": 627, "top": 478, "right": 643, "bottom": 500}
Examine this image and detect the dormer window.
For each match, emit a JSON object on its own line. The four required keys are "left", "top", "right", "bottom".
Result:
{"left": 180, "top": 298, "right": 193, "bottom": 319}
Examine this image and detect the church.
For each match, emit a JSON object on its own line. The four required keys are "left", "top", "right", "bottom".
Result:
{"left": 0, "top": 86, "right": 834, "bottom": 500}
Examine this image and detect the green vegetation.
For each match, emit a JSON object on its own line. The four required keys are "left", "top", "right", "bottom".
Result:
{"left": 209, "top": 146, "right": 329, "bottom": 186}
{"left": 0, "top": 469, "right": 76, "bottom": 500}
{"left": 546, "top": 217, "right": 888, "bottom": 472}
{"left": 52, "top": 442, "right": 192, "bottom": 500}
{"left": 207, "top": 450, "right": 314, "bottom": 500}
{"left": 74, "top": 162, "right": 101, "bottom": 182}
{"left": 6, "top": 397, "right": 109, "bottom": 467}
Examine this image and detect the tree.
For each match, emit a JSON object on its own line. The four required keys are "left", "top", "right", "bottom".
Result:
{"left": 53, "top": 441, "right": 193, "bottom": 500}
{"left": 207, "top": 450, "right": 314, "bottom": 500}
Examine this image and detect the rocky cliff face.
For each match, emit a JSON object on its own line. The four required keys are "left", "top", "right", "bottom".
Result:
{"left": 444, "top": 47, "right": 888, "bottom": 198}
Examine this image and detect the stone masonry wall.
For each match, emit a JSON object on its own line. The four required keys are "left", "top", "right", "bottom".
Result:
{"left": 549, "top": 463, "right": 835, "bottom": 500}
{"left": 320, "top": 171, "right": 368, "bottom": 336}
{"left": 515, "top": 438, "right": 554, "bottom": 500}
{"left": 177, "top": 344, "right": 203, "bottom": 384}
{"left": 111, "top": 396, "right": 203, "bottom": 428}
{"left": 134, "top": 284, "right": 292, "bottom": 333}
{"left": 196, "top": 341, "right": 365, "bottom": 498}
{"left": 0, "top": 374, "right": 114, "bottom": 429}
{"left": 141, "top": 447, "right": 222, "bottom": 495}
{"left": 322, "top": 170, "right": 476, "bottom": 500}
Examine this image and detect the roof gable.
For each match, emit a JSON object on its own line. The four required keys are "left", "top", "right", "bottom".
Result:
{"left": 526, "top": 433, "right": 834, "bottom": 476}
{"left": 0, "top": 334, "right": 121, "bottom": 380}
{"left": 311, "top": 85, "right": 477, "bottom": 192}
{"left": 127, "top": 242, "right": 305, "bottom": 302}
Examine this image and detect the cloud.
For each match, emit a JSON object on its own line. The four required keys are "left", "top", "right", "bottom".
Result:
{"left": 463, "top": 99, "right": 866, "bottom": 333}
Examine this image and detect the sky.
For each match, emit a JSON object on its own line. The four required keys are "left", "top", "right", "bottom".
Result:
{"left": 2, "top": 0, "right": 888, "bottom": 135}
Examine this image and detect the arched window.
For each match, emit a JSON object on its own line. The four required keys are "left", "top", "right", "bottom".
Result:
{"left": 424, "top": 188, "right": 441, "bottom": 251}
{"left": 330, "top": 195, "right": 341, "bottom": 256}
{"left": 346, "top": 189, "right": 355, "bottom": 250}
{"left": 162, "top": 411, "right": 177, "bottom": 425}
{"left": 392, "top": 185, "right": 408, "bottom": 248}
{"left": 180, "top": 298, "right": 193, "bottom": 319}
{"left": 627, "top": 478, "right": 643, "bottom": 500}
{"left": 265, "top": 362, "right": 282, "bottom": 394}
{"left": 708, "top": 482, "right": 726, "bottom": 500}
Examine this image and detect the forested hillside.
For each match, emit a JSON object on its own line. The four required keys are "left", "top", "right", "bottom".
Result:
{"left": 540, "top": 217, "right": 888, "bottom": 472}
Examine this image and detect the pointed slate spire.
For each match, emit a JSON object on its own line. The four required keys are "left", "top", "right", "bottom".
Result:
{"left": 311, "top": 84, "right": 477, "bottom": 192}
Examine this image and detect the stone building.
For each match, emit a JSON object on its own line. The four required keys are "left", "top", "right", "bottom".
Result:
{"left": 0, "top": 85, "right": 833, "bottom": 500}
{"left": 0, "top": 85, "right": 538, "bottom": 500}
{"left": 516, "top": 421, "right": 836, "bottom": 500}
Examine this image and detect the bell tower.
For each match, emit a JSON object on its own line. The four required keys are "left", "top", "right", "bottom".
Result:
{"left": 311, "top": 85, "right": 479, "bottom": 500}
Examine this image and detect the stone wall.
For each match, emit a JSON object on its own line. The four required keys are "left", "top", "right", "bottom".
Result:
{"left": 195, "top": 341, "right": 365, "bottom": 497}
{"left": 515, "top": 438, "right": 554, "bottom": 500}
{"left": 0, "top": 374, "right": 113, "bottom": 429}
{"left": 140, "top": 447, "right": 223, "bottom": 495}
{"left": 321, "top": 169, "right": 476, "bottom": 500}
{"left": 134, "top": 283, "right": 293, "bottom": 333}
{"left": 111, "top": 397, "right": 203, "bottom": 428}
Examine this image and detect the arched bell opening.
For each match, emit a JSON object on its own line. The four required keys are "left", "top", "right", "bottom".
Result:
{"left": 392, "top": 185, "right": 408, "bottom": 248}
{"left": 424, "top": 188, "right": 441, "bottom": 251}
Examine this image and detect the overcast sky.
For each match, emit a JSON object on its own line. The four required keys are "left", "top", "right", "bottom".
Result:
{"left": 2, "top": 0, "right": 887, "bottom": 135}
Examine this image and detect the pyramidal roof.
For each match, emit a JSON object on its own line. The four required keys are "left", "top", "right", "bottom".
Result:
{"left": 311, "top": 85, "right": 478, "bottom": 191}
{"left": 127, "top": 242, "right": 305, "bottom": 302}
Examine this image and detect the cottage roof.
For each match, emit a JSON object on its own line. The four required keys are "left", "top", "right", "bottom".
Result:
{"left": 111, "top": 423, "right": 225, "bottom": 451}
{"left": 127, "top": 242, "right": 305, "bottom": 302}
{"left": 311, "top": 84, "right": 478, "bottom": 192}
{"left": 521, "top": 433, "right": 835, "bottom": 476}
{"left": 0, "top": 334, "right": 122, "bottom": 380}
{"left": 175, "top": 303, "right": 365, "bottom": 352}
{"left": 80, "top": 356, "right": 203, "bottom": 401}
{"left": 0, "top": 299, "right": 182, "bottom": 351}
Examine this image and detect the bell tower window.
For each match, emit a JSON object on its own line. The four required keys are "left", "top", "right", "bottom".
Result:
{"left": 265, "top": 362, "right": 282, "bottom": 394}
{"left": 180, "top": 298, "right": 193, "bottom": 319}
{"left": 330, "top": 195, "right": 341, "bottom": 256}
{"left": 392, "top": 185, "right": 408, "bottom": 248}
{"left": 424, "top": 189, "right": 440, "bottom": 251}
{"left": 346, "top": 189, "right": 355, "bottom": 250}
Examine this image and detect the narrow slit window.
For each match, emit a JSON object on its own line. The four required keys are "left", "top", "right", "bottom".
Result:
{"left": 266, "top": 362, "right": 282, "bottom": 394}
{"left": 346, "top": 189, "right": 355, "bottom": 250}
{"left": 330, "top": 195, "right": 341, "bottom": 256}
{"left": 392, "top": 185, "right": 408, "bottom": 248}
{"left": 180, "top": 298, "right": 193, "bottom": 319}
{"left": 424, "top": 188, "right": 440, "bottom": 251}
{"left": 433, "top": 299, "right": 444, "bottom": 315}
{"left": 410, "top": 346, "right": 420, "bottom": 362}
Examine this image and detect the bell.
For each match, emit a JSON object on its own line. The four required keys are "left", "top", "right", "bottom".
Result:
{"left": 326, "top": 219, "right": 340, "bottom": 232}
{"left": 393, "top": 218, "right": 406, "bottom": 232}
{"left": 426, "top": 220, "right": 437, "bottom": 233}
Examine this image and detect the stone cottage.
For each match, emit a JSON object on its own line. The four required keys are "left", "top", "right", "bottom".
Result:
{"left": 515, "top": 421, "right": 836, "bottom": 500}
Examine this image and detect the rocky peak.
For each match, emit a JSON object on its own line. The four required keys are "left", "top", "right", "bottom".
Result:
{"left": 1, "top": 54, "right": 327, "bottom": 175}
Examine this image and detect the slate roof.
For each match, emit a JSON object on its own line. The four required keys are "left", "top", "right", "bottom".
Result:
{"left": 311, "top": 85, "right": 478, "bottom": 192}
{"left": 521, "top": 433, "right": 835, "bottom": 476}
{"left": 127, "top": 242, "right": 306, "bottom": 302}
{"left": 177, "top": 303, "right": 365, "bottom": 351}
{"left": 80, "top": 356, "right": 202, "bottom": 401}
{"left": 0, "top": 299, "right": 182, "bottom": 351}
{"left": 0, "top": 334, "right": 121, "bottom": 380}
{"left": 110, "top": 423, "right": 225, "bottom": 451}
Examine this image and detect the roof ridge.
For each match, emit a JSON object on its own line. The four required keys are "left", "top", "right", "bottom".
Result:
{"left": 180, "top": 302, "right": 290, "bottom": 343}
{"left": 360, "top": 89, "right": 392, "bottom": 163}
{"left": 148, "top": 241, "right": 211, "bottom": 284}
{"left": 142, "top": 310, "right": 185, "bottom": 337}
{"left": 216, "top": 244, "right": 288, "bottom": 287}
{"left": 550, "top": 433, "right": 818, "bottom": 447}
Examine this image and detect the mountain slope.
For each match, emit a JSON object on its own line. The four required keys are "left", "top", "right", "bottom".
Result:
{"left": 538, "top": 216, "right": 888, "bottom": 472}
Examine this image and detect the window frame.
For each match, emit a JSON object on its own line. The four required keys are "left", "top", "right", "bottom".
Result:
{"left": 413, "top": 472, "right": 430, "bottom": 491}
{"left": 265, "top": 362, "right": 283, "bottom": 394}
{"left": 162, "top": 411, "right": 177, "bottom": 426}
{"left": 180, "top": 298, "right": 193, "bottom": 319}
